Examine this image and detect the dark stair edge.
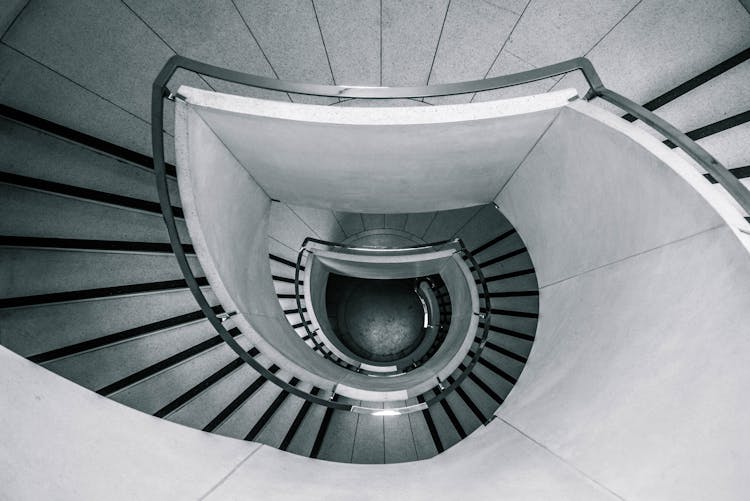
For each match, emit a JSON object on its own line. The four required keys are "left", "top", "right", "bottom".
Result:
{"left": 663, "top": 110, "right": 750, "bottom": 148}
{"left": 417, "top": 394, "right": 444, "bottom": 454}
{"left": 244, "top": 377, "right": 300, "bottom": 441}
{"left": 203, "top": 364, "right": 280, "bottom": 433}
{"left": 448, "top": 376, "right": 489, "bottom": 424}
{"left": 309, "top": 394, "right": 337, "bottom": 458}
{"left": 154, "top": 348, "right": 260, "bottom": 419}
{"left": 0, "top": 277, "right": 210, "bottom": 309}
{"left": 438, "top": 392, "right": 467, "bottom": 439}
{"left": 622, "top": 48, "right": 750, "bottom": 122}
{"left": 704, "top": 165, "right": 750, "bottom": 183}
{"left": 269, "top": 253, "right": 305, "bottom": 271}
{"left": 279, "top": 387, "right": 321, "bottom": 451}
{"left": 469, "top": 229, "right": 517, "bottom": 256}
{"left": 480, "top": 323, "right": 535, "bottom": 342}
{"left": 96, "top": 328, "right": 243, "bottom": 397}
{"left": 29, "top": 305, "right": 224, "bottom": 364}
{"left": 461, "top": 364, "right": 505, "bottom": 405}
{"left": 0, "top": 235, "right": 194, "bottom": 255}
{"left": 0, "top": 103, "right": 178, "bottom": 177}
{"left": 0, "top": 170, "right": 183, "bottom": 218}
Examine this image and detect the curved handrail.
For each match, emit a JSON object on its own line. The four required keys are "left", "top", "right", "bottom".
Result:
{"left": 152, "top": 55, "right": 750, "bottom": 416}
{"left": 292, "top": 237, "right": 471, "bottom": 375}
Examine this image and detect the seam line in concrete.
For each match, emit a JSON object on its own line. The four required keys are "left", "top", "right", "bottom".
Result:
{"left": 499, "top": 417, "right": 626, "bottom": 500}
{"left": 229, "top": 0, "right": 293, "bottom": 103}
{"left": 425, "top": 0, "right": 451, "bottom": 86}
{"left": 469, "top": 0, "right": 532, "bottom": 103}
{"left": 478, "top": 0, "right": 522, "bottom": 16}
{"left": 311, "top": 0, "right": 339, "bottom": 106}
{"left": 379, "top": 0, "right": 383, "bottom": 87}
{"left": 420, "top": 212, "right": 440, "bottom": 239}
{"left": 199, "top": 444, "right": 264, "bottom": 500}
{"left": 193, "top": 108, "right": 274, "bottom": 201}
{"left": 286, "top": 204, "right": 323, "bottom": 239}
{"left": 330, "top": 211, "right": 351, "bottom": 237}
{"left": 539, "top": 223, "right": 726, "bottom": 290}
{"left": 547, "top": 0, "right": 644, "bottom": 93}
{"left": 350, "top": 403, "right": 362, "bottom": 462}
{"left": 119, "top": 1, "right": 218, "bottom": 93}
{"left": 269, "top": 235, "right": 298, "bottom": 255}
{"left": 449, "top": 205, "right": 484, "bottom": 240}
{"left": 0, "top": 0, "right": 31, "bottom": 41}
{"left": 493, "top": 108, "right": 561, "bottom": 201}
{"left": 0, "top": 42, "right": 161, "bottom": 132}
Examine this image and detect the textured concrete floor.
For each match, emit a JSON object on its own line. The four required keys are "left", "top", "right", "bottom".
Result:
{"left": 328, "top": 275, "right": 424, "bottom": 362}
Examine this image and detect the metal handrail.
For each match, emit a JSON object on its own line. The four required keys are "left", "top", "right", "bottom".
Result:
{"left": 291, "top": 237, "right": 471, "bottom": 375}
{"left": 152, "top": 55, "right": 750, "bottom": 415}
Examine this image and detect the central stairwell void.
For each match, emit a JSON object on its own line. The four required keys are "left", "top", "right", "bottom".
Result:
{"left": 2, "top": 52, "right": 750, "bottom": 496}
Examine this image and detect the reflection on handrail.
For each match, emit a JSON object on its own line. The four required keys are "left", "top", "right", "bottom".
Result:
{"left": 152, "top": 55, "right": 749, "bottom": 416}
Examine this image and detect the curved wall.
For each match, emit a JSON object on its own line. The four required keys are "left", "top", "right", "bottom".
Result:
{"left": 174, "top": 89, "right": 569, "bottom": 397}
{"left": 492, "top": 100, "right": 750, "bottom": 499}
{"left": 26, "top": 94, "right": 746, "bottom": 499}
{"left": 178, "top": 85, "right": 575, "bottom": 213}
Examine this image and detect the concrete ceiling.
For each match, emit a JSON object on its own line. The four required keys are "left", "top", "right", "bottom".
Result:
{"left": 0, "top": 0, "right": 748, "bottom": 165}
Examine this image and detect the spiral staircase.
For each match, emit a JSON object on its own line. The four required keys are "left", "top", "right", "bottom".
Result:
{"left": 1, "top": 1, "right": 750, "bottom": 499}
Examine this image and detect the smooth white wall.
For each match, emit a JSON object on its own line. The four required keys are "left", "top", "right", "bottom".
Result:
{"left": 176, "top": 103, "right": 342, "bottom": 389}
{"left": 494, "top": 101, "right": 750, "bottom": 500}
{"left": 180, "top": 85, "right": 574, "bottom": 213}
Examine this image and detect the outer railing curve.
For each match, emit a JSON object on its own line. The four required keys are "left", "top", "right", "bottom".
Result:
{"left": 152, "top": 55, "right": 750, "bottom": 415}
{"left": 292, "top": 237, "right": 487, "bottom": 378}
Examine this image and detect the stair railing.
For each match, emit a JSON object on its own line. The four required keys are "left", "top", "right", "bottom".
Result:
{"left": 292, "top": 237, "right": 486, "bottom": 379}
{"left": 152, "top": 55, "right": 750, "bottom": 415}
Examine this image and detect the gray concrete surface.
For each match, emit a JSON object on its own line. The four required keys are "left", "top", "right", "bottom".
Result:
{"left": 182, "top": 85, "right": 573, "bottom": 213}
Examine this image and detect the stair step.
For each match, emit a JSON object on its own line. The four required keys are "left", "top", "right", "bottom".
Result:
{"left": 213, "top": 370, "right": 287, "bottom": 440}
{"left": 315, "top": 396, "right": 359, "bottom": 461}
{"left": 384, "top": 214, "right": 408, "bottom": 231}
{"left": 284, "top": 389, "right": 330, "bottom": 456}
{"left": 483, "top": 270, "right": 538, "bottom": 292}
{"left": 43, "top": 317, "right": 219, "bottom": 392}
{"left": 485, "top": 331, "right": 534, "bottom": 360}
{"left": 333, "top": 211, "right": 366, "bottom": 236}
{"left": 443, "top": 390, "right": 483, "bottom": 436}
{"left": 472, "top": 363, "right": 515, "bottom": 399}
{"left": 0, "top": 287, "right": 215, "bottom": 357}
{"left": 0, "top": 117, "right": 182, "bottom": 206}
{"left": 0, "top": 183, "right": 190, "bottom": 243}
{"left": 168, "top": 353, "right": 273, "bottom": 430}
{"left": 421, "top": 392, "right": 462, "bottom": 452}
{"left": 0, "top": 248, "right": 203, "bottom": 302}
{"left": 351, "top": 409, "right": 386, "bottom": 464}
{"left": 383, "top": 406, "right": 419, "bottom": 463}
{"left": 481, "top": 346, "right": 527, "bottom": 381}
{"left": 422, "top": 205, "right": 482, "bottom": 243}
{"left": 268, "top": 258, "right": 301, "bottom": 278}
{"left": 453, "top": 205, "right": 515, "bottom": 250}
{"left": 360, "top": 213, "right": 386, "bottom": 231}
{"left": 406, "top": 401, "right": 440, "bottom": 459}
{"left": 115, "top": 337, "right": 254, "bottom": 415}
{"left": 254, "top": 382, "right": 313, "bottom": 448}
{"left": 459, "top": 373, "right": 500, "bottom": 420}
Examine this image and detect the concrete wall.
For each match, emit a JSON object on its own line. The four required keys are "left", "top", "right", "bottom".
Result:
{"left": 179, "top": 85, "right": 575, "bottom": 213}
{"left": 492, "top": 100, "right": 750, "bottom": 500}
{"left": 0, "top": 345, "right": 613, "bottom": 500}
{"left": 7, "top": 90, "right": 749, "bottom": 498}
{"left": 175, "top": 102, "right": 342, "bottom": 390}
